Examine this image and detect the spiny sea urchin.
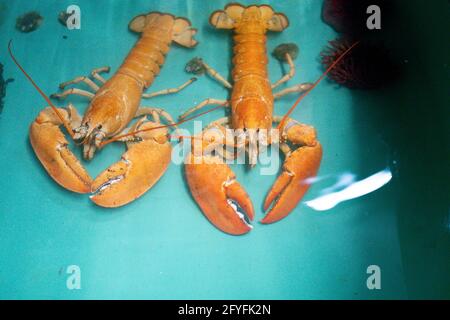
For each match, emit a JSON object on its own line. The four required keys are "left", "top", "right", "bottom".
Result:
{"left": 321, "top": 39, "right": 399, "bottom": 89}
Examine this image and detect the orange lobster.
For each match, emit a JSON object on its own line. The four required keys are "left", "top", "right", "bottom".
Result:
{"left": 11, "top": 12, "right": 198, "bottom": 207}
{"left": 181, "top": 4, "right": 330, "bottom": 235}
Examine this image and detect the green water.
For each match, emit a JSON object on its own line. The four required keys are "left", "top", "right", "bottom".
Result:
{"left": 0, "top": 0, "right": 448, "bottom": 299}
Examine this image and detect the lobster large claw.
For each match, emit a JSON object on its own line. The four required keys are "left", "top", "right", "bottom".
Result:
{"left": 185, "top": 154, "right": 254, "bottom": 235}
{"left": 90, "top": 122, "right": 171, "bottom": 208}
{"left": 29, "top": 107, "right": 93, "bottom": 193}
{"left": 262, "top": 143, "right": 322, "bottom": 224}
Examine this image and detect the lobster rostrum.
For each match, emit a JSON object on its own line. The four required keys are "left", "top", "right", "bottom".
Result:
{"left": 18, "top": 12, "right": 198, "bottom": 207}
{"left": 181, "top": 4, "right": 323, "bottom": 235}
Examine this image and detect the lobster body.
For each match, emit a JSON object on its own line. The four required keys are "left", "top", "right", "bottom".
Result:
{"left": 209, "top": 4, "right": 288, "bottom": 165}
{"left": 208, "top": 5, "right": 288, "bottom": 131}
{"left": 184, "top": 4, "right": 323, "bottom": 235}
{"left": 78, "top": 14, "right": 185, "bottom": 148}
{"left": 231, "top": 15, "right": 273, "bottom": 130}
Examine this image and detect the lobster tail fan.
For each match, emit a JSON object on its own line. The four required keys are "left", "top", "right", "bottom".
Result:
{"left": 209, "top": 4, "right": 289, "bottom": 32}
{"left": 172, "top": 17, "right": 198, "bottom": 48}
{"left": 128, "top": 14, "right": 147, "bottom": 33}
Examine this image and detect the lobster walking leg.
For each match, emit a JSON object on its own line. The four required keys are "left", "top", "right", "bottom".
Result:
{"left": 90, "top": 66, "right": 110, "bottom": 84}
{"left": 51, "top": 88, "right": 94, "bottom": 100}
{"left": 51, "top": 66, "right": 112, "bottom": 98}
{"left": 179, "top": 98, "right": 229, "bottom": 120}
{"left": 270, "top": 44, "right": 314, "bottom": 98}
{"left": 136, "top": 107, "right": 177, "bottom": 127}
{"left": 273, "top": 83, "right": 313, "bottom": 99}
{"left": 271, "top": 53, "right": 296, "bottom": 89}
{"left": 59, "top": 76, "right": 100, "bottom": 92}
{"left": 142, "top": 77, "right": 197, "bottom": 98}
{"left": 201, "top": 60, "right": 232, "bottom": 88}
{"left": 186, "top": 58, "right": 232, "bottom": 88}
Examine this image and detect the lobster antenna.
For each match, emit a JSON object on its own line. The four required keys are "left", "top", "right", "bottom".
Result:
{"left": 99, "top": 102, "right": 228, "bottom": 148}
{"left": 8, "top": 40, "right": 75, "bottom": 137}
{"left": 277, "top": 40, "right": 360, "bottom": 130}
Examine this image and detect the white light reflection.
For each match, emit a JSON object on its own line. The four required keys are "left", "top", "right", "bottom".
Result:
{"left": 319, "top": 172, "right": 356, "bottom": 195}
{"left": 305, "top": 168, "right": 393, "bottom": 211}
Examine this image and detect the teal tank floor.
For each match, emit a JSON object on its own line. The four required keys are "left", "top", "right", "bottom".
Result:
{"left": 0, "top": 0, "right": 448, "bottom": 299}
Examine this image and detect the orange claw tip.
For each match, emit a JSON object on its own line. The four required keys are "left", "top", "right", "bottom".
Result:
{"left": 261, "top": 143, "right": 323, "bottom": 224}
{"left": 262, "top": 171, "right": 292, "bottom": 213}
{"left": 185, "top": 156, "right": 254, "bottom": 236}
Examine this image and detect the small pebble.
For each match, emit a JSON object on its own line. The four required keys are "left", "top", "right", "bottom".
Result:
{"left": 16, "top": 11, "right": 43, "bottom": 33}
{"left": 185, "top": 57, "right": 206, "bottom": 75}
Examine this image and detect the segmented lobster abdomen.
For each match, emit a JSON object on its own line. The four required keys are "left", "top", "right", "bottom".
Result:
{"left": 117, "top": 15, "right": 174, "bottom": 88}
{"left": 83, "top": 15, "right": 175, "bottom": 138}
{"left": 231, "top": 31, "right": 274, "bottom": 130}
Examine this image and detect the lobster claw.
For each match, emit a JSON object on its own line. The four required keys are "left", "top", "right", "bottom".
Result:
{"left": 185, "top": 154, "right": 254, "bottom": 235}
{"left": 262, "top": 143, "right": 322, "bottom": 224}
{"left": 90, "top": 121, "right": 172, "bottom": 207}
{"left": 29, "top": 107, "right": 93, "bottom": 193}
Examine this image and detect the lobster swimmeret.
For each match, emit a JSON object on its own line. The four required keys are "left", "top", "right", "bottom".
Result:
{"left": 180, "top": 4, "right": 322, "bottom": 235}
{"left": 21, "top": 12, "right": 198, "bottom": 207}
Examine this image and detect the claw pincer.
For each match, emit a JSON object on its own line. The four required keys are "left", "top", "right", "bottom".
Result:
{"left": 186, "top": 153, "right": 254, "bottom": 236}
{"left": 185, "top": 119, "right": 322, "bottom": 234}
{"left": 29, "top": 107, "right": 92, "bottom": 193}
{"left": 91, "top": 122, "right": 172, "bottom": 207}
{"left": 262, "top": 120, "right": 322, "bottom": 223}
{"left": 262, "top": 143, "right": 322, "bottom": 223}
